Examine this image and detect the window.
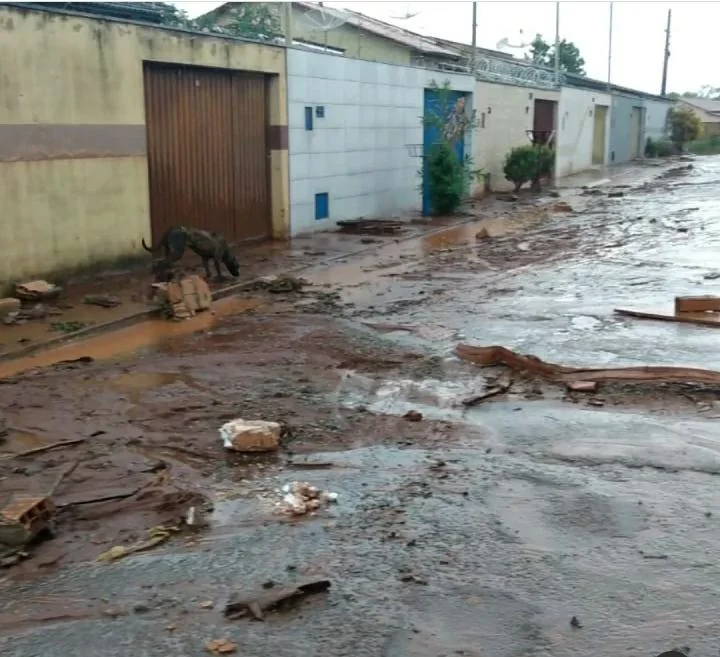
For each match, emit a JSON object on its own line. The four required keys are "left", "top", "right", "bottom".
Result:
{"left": 304, "top": 106, "right": 313, "bottom": 131}
{"left": 315, "top": 193, "right": 329, "bottom": 221}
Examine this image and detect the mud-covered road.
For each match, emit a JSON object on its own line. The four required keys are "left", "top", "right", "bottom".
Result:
{"left": 2, "top": 158, "right": 720, "bottom": 657}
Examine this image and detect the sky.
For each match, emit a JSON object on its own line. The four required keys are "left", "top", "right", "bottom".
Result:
{"left": 173, "top": 1, "right": 719, "bottom": 96}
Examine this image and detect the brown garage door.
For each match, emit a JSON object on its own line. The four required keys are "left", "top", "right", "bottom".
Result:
{"left": 143, "top": 62, "right": 271, "bottom": 245}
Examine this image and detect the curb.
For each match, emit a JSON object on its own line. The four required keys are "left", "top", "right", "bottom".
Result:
{"left": 0, "top": 203, "right": 552, "bottom": 365}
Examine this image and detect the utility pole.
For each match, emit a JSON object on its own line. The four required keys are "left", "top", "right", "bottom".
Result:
{"left": 660, "top": 8, "right": 671, "bottom": 96}
{"left": 607, "top": 2, "right": 613, "bottom": 91}
{"left": 554, "top": 1, "right": 560, "bottom": 85}
{"left": 470, "top": 1, "right": 477, "bottom": 75}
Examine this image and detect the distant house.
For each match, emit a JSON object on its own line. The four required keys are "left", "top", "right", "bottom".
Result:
{"left": 678, "top": 98, "right": 720, "bottom": 136}
{"left": 198, "top": 1, "right": 500, "bottom": 70}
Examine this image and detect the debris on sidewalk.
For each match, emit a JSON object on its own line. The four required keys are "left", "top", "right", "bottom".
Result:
{"left": 275, "top": 482, "right": 338, "bottom": 516}
{"left": 254, "top": 275, "right": 308, "bottom": 294}
{"left": 96, "top": 525, "right": 178, "bottom": 563}
{"left": 0, "top": 495, "right": 56, "bottom": 547}
{"left": 224, "top": 578, "right": 331, "bottom": 620}
{"left": 403, "top": 410, "right": 423, "bottom": 422}
{"left": 660, "top": 164, "right": 693, "bottom": 178}
{"left": 0, "top": 297, "right": 21, "bottom": 318}
{"left": 83, "top": 293, "right": 122, "bottom": 308}
{"left": 219, "top": 419, "right": 281, "bottom": 452}
{"left": 14, "top": 280, "right": 61, "bottom": 302}
{"left": 607, "top": 191, "right": 624, "bottom": 198}
{"left": 336, "top": 218, "right": 405, "bottom": 235}
{"left": 455, "top": 344, "right": 720, "bottom": 386}
{"left": 205, "top": 638, "right": 238, "bottom": 655}
{"left": 674, "top": 295, "right": 720, "bottom": 313}
{"left": 552, "top": 201, "right": 574, "bottom": 213}
{"left": 152, "top": 274, "right": 212, "bottom": 320}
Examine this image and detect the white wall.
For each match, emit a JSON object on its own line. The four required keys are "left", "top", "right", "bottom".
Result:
{"left": 644, "top": 98, "right": 671, "bottom": 142}
{"left": 286, "top": 48, "right": 475, "bottom": 235}
{"left": 556, "top": 86, "right": 611, "bottom": 179}
{"left": 473, "top": 81, "right": 560, "bottom": 192}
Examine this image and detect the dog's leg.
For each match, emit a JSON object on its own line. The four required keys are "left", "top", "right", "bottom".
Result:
{"left": 201, "top": 257, "right": 213, "bottom": 281}
{"left": 213, "top": 257, "right": 227, "bottom": 282}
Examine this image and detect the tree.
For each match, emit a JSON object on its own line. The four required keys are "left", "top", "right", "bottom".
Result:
{"left": 154, "top": 2, "right": 282, "bottom": 41}
{"left": 667, "top": 106, "right": 703, "bottom": 152}
{"left": 530, "top": 35, "right": 586, "bottom": 76}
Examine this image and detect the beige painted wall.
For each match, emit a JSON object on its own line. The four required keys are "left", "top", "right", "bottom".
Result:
{"left": 0, "top": 6, "right": 288, "bottom": 289}
{"left": 472, "top": 81, "right": 560, "bottom": 192}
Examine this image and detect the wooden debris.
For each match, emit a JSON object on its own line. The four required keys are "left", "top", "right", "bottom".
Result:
{"left": 11, "top": 437, "right": 86, "bottom": 459}
{"left": 455, "top": 344, "right": 720, "bottom": 386}
{"left": 152, "top": 275, "right": 211, "bottom": 320}
{"left": 615, "top": 307, "right": 720, "bottom": 328}
{"left": 0, "top": 495, "right": 56, "bottom": 547}
{"left": 674, "top": 295, "right": 720, "bottom": 314}
{"left": 460, "top": 377, "right": 512, "bottom": 406}
{"left": 224, "top": 578, "right": 331, "bottom": 621}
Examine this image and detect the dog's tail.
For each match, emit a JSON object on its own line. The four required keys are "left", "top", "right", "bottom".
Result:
{"left": 142, "top": 237, "right": 161, "bottom": 253}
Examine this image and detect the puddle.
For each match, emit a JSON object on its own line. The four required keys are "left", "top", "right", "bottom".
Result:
{"left": 0, "top": 296, "right": 264, "bottom": 379}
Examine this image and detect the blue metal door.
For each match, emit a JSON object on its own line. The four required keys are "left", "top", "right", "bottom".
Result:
{"left": 422, "top": 88, "right": 468, "bottom": 216}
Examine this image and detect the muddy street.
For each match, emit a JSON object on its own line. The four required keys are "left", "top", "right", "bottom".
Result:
{"left": 2, "top": 158, "right": 720, "bottom": 657}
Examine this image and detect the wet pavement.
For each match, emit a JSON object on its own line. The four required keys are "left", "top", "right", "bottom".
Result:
{"left": 1, "top": 157, "right": 719, "bottom": 657}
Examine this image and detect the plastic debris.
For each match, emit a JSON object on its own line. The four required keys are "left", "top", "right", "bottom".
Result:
{"left": 275, "top": 482, "right": 338, "bottom": 516}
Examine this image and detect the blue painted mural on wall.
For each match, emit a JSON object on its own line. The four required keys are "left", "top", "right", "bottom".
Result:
{"left": 422, "top": 88, "right": 471, "bottom": 217}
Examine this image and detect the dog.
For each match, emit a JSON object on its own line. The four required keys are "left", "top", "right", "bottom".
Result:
{"left": 142, "top": 226, "right": 240, "bottom": 282}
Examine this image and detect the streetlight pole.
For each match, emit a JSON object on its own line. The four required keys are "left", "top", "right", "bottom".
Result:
{"left": 661, "top": 9, "right": 671, "bottom": 96}
{"left": 554, "top": 1, "right": 560, "bottom": 85}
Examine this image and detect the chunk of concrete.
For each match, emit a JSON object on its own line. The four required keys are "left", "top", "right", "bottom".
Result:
{"left": 219, "top": 419, "right": 281, "bottom": 452}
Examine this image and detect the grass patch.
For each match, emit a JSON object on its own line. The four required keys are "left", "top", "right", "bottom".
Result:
{"left": 687, "top": 135, "right": 720, "bottom": 155}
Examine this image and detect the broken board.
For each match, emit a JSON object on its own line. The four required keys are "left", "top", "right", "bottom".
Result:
{"left": 614, "top": 307, "right": 720, "bottom": 328}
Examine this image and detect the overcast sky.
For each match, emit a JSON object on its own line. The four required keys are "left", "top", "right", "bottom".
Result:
{"left": 174, "top": 1, "right": 716, "bottom": 95}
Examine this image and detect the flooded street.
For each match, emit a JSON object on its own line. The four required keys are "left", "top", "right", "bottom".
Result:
{"left": 3, "top": 158, "right": 720, "bottom": 657}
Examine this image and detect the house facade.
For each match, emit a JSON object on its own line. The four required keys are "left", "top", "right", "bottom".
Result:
{"left": 0, "top": 2, "right": 289, "bottom": 289}
{"left": 678, "top": 99, "right": 720, "bottom": 137}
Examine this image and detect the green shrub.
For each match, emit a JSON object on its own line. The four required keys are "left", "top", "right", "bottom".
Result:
{"left": 645, "top": 137, "right": 674, "bottom": 158}
{"left": 503, "top": 144, "right": 554, "bottom": 192}
{"left": 668, "top": 106, "right": 703, "bottom": 152}
{"left": 687, "top": 134, "right": 720, "bottom": 155}
{"left": 425, "top": 142, "right": 467, "bottom": 215}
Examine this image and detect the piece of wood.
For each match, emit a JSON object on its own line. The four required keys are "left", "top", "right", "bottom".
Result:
{"left": 224, "top": 578, "right": 331, "bottom": 621}
{"left": 674, "top": 296, "right": 720, "bottom": 313}
{"left": 454, "top": 344, "right": 720, "bottom": 386}
{"left": 615, "top": 308, "right": 720, "bottom": 328}
{"left": 12, "top": 437, "right": 86, "bottom": 459}
{"left": 460, "top": 378, "right": 512, "bottom": 406}
{"left": 47, "top": 460, "right": 79, "bottom": 497}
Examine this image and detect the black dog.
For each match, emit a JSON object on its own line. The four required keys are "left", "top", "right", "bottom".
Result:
{"left": 142, "top": 226, "right": 240, "bottom": 282}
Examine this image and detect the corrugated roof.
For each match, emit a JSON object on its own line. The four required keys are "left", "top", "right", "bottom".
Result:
{"left": 20, "top": 1, "right": 164, "bottom": 22}
{"left": 294, "top": 2, "right": 462, "bottom": 57}
{"left": 207, "top": 2, "right": 463, "bottom": 57}
{"left": 682, "top": 98, "right": 720, "bottom": 115}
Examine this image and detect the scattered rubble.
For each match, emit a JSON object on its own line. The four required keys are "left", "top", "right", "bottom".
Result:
{"left": 14, "top": 280, "right": 61, "bottom": 302}
{"left": 224, "top": 578, "right": 331, "bottom": 620}
{"left": 96, "top": 525, "right": 178, "bottom": 563}
{"left": 0, "top": 495, "right": 56, "bottom": 547}
{"left": 403, "top": 410, "right": 423, "bottom": 422}
{"left": 219, "top": 419, "right": 281, "bottom": 452}
{"left": 152, "top": 274, "right": 212, "bottom": 320}
{"left": 275, "top": 481, "right": 338, "bottom": 516}
{"left": 205, "top": 638, "right": 238, "bottom": 655}
{"left": 552, "top": 201, "right": 574, "bottom": 213}
{"left": 460, "top": 376, "right": 513, "bottom": 406}
{"left": 336, "top": 219, "right": 405, "bottom": 235}
{"left": 0, "top": 298, "right": 21, "bottom": 318}
{"left": 83, "top": 293, "right": 121, "bottom": 308}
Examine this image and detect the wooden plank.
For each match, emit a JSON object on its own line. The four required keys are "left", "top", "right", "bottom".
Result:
{"left": 615, "top": 308, "right": 720, "bottom": 328}
{"left": 674, "top": 296, "right": 720, "bottom": 313}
